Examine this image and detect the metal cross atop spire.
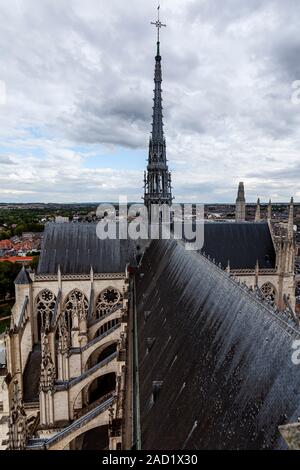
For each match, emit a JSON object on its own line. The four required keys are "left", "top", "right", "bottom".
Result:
{"left": 151, "top": 1, "right": 166, "bottom": 49}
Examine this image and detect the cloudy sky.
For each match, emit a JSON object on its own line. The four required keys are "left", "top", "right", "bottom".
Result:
{"left": 0, "top": 0, "right": 299, "bottom": 203}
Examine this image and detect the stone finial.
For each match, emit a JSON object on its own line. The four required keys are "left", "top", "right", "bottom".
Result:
{"left": 57, "top": 264, "right": 61, "bottom": 284}
{"left": 255, "top": 198, "right": 261, "bottom": 222}
{"left": 267, "top": 199, "right": 272, "bottom": 221}
{"left": 255, "top": 259, "right": 259, "bottom": 287}
{"left": 226, "top": 260, "right": 231, "bottom": 273}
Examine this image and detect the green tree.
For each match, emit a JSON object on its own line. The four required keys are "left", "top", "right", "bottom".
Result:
{"left": 0, "top": 262, "right": 20, "bottom": 301}
{"left": 30, "top": 256, "right": 39, "bottom": 271}
{"left": 0, "top": 230, "right": 12, "bottom": 241}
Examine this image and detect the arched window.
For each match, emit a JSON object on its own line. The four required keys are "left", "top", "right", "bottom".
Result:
{"left": 36, "top": 290, "right": 56, "bottom": 338}
{"left": 63, "top": 290, "right": 88, "bottom": 327}
{"left": 261, "top": 282, "right": 277, "bottom": 305}
{"left": 95, "top": 288, "right": 122, "bottom": 319}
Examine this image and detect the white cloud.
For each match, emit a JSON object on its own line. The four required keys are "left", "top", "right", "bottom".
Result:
{"left": 0, "top": 0, "right": 299, "bottom": 202}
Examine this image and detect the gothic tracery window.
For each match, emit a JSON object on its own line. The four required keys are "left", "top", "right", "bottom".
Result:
{"left": 261, "top": 282, "right": 277, "bottom": 305}
{"left": 36, "top": 290, "right": 56, "bottom": 338}
{"left": 95, "top": 288, "right": 122, "bottom": 319}
{"left": 63, "top": 290, "right": 89, "bottom": 327}
{"left": 95, "top": 318, "right": 120, "bottom": 338}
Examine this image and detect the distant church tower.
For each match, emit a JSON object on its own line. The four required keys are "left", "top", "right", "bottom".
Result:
{"left": 144, "top": 6, "right": 173, "bottom": 216}
{"left": 235, "top": 182, "right": 246, "bottom": 222}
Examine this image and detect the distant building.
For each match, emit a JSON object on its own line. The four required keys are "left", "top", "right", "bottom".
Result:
{"left": 0, "top": 240, "right": 13, "bottom": 250}
{"left": 55, "top": 216, "right": 69, "bottom": 224}
{"left": 10, "top": 236, "right": 20, "bottom": 244}
{"left": 22, "top": 233, "right": 36, "bottom": 240}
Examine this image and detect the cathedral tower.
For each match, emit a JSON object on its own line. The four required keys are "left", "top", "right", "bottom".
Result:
{"left": 235, "top": 182, "right": 246, "bottom": 222}
{"left": 288, "top": 197, "right": 294, "bottom": 240}
{"left": 143, "top": 6, "right": 173, "bottom": 216}
{"left": 255, "top": 198, "right": 261, "bottom": 222}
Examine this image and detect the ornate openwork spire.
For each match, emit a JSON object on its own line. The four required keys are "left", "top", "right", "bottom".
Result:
{"left": 144, "top": 3, "right": 173, "bottom": 211}
{"left": 151, "top": 3, "right": 166, "bottom": 144}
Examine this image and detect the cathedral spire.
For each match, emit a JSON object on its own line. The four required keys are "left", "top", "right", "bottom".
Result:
{"left": 144, "top": 3, "right": 173, "bottom": 213}
{"left": 150, "top": 3, "right": 166, "bottom": 148}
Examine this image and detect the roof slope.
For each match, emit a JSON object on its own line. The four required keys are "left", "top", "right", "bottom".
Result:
{"left": 38, "top": 221, "right": 275, "bottom": 274}
{"left": 15, "top": 266, "right": 32, "bottom": 285}
{"left": 201, "top": 222, "right": 275, "bottom": 269}
{"left": 37, "top": 223, "right": 138, "bottom": 274}
{"left": 136, "top": 239, "right": 300, "bottom": 450}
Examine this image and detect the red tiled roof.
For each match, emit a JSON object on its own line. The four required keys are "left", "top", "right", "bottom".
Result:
{"left": 0, "top": 240, "right": 13, "bottom": 249}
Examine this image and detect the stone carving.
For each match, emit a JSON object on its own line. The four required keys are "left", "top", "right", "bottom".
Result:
{"left": 57, "top": 313, "right": 70, "bottom": 355}
{"left": 40, "top": 334, "right": 56, "bottom": 392}
{"left": 96, "top": 288, "right": 122, "bottom": 319}
{"left": 36, "top": 289, "right": 56, "bottom": 334}
{"left": 8, "top": 380, "right": 28, "bottom": 450}
{"left": 261, "top": 282, "right": 277, "bottom": 305}
{"left": 64, "top": 290, "right": 88, "bottom": 325}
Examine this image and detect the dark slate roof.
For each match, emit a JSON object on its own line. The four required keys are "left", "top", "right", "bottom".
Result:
{"left": 37, "top": 223, "right": 138, "bottom": 275}
{"left": 15, "top": 266, "right": 32, "bottom": 285}
{"left": 136, "top": 239, "right": 300, "bottom": 450}
{"left": 201, "top": 222, "right": 275, "bottom": 269}
{"left": 38, "top": 221, "right": 275, "bottom": 275}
